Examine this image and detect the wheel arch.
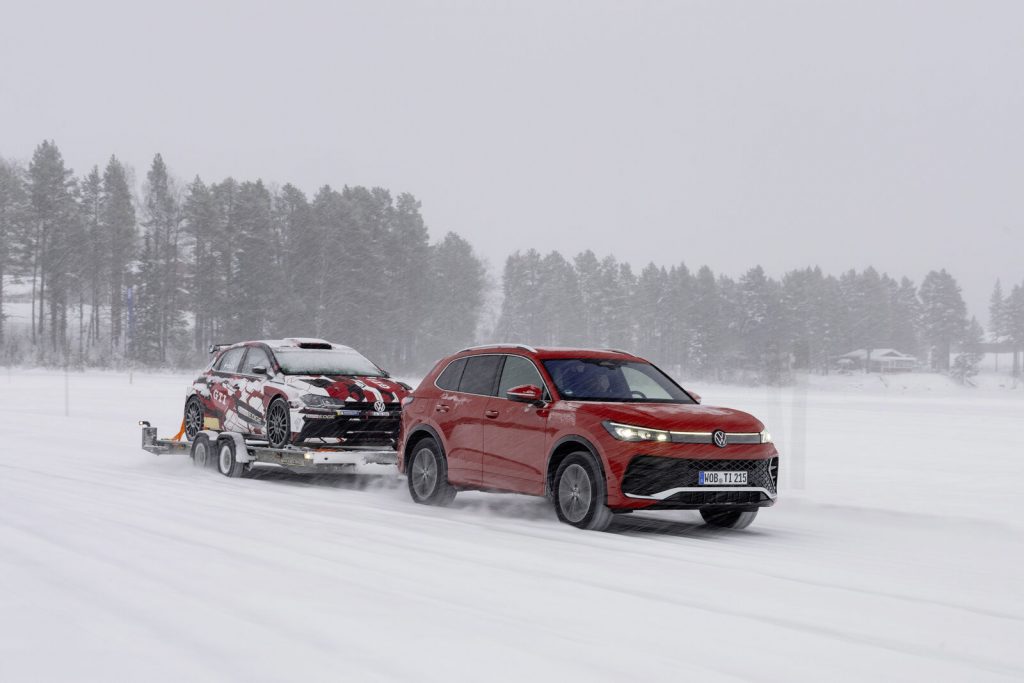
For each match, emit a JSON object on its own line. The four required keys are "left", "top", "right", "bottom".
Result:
{"left": 402, "top": 424, "right": 444, "bottom": 472}
{"left": 545, "top": 435, "right": 607, "bottom": 498}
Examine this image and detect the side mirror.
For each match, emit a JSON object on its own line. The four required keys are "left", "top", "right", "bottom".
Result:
{"left": 252, "top": 365, "right": 267, "bottom": 375}
{"left": 688, "top": 390, "right": 701, "bottom": 404}
{"left": 506, "top": 384, "right": 544, "bottom": 405}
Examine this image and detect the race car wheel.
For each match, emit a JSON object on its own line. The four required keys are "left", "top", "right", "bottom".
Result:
{"left": 190, "top": 432, "right": 212, "bottom": 469}
{"left": 217, "top": 438, "right": 246, "bottom": 478}
{"left": 553, "top": 452, "right": 613, "bottom": 531}
{"left": 700, "top": 508, "right": 758, "bottom": 530}
{"left": 184, "top": 396, "right": 204, "bottom": 440}
{"left": 266, "top": 398, "right": 291, "bottom": 448}
{"left": 407, "top": 438, "right": 456, "bottom": 506}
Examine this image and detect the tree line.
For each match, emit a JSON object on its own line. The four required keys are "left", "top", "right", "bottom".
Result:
{"left": 493, "top": 249, "right": 1016, "bottom": 384}
{"left": 0, "top": 141, "right": 487, "bottom": 372}
{"left": 2, "top": 140, "right": 1018, "bottom": 382}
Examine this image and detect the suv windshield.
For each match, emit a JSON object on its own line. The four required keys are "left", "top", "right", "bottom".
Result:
{"left": 275, "top": 349, "right": 384, "bottom": 377}
{"left": 543, "top": 358, "right": 695, "bottom": 403}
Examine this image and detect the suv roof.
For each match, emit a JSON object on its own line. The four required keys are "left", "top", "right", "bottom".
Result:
{"left": 211, "top": 338, "right": 356, "bottom": 354}
{"left": 456, "top": 344, "right": 642, "bottom": 362}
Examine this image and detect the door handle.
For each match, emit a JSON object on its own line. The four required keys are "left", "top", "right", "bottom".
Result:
{"left": 436, "top": 404, "right": 450, "bottom": 413}
{"left": 484, "top": 410, "right": 499, "bottom": 419}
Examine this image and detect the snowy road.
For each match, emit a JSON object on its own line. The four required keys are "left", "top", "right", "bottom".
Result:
{"left": 1, "top": 370, "right": 1022, "bottom": 682}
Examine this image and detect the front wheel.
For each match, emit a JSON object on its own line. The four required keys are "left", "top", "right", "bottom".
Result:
{"left": 265, "top": 398, "right": 291, "bottom": 448}
{"left": 700, "top": 508, "right": 758, "bottom": 530}
{"left": 217, "top": 438, "right": 246, "bottom": 478}
{"left": 553, "top": 453, "right": 613, "bottom": 531}
{"left": 407, "top": 439, "right": 456, "bottom": 506}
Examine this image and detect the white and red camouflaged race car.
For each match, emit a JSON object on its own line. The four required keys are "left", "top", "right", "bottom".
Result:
{"left": 183, "top": 338, "right": 410, "bottom": 449}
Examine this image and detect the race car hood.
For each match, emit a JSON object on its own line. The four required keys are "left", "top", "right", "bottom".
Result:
{"left": 575, "top": 402, "right": 765, "bottom": 433}
{"left": 282, "top": 374, "right": 409, "bottom": 403}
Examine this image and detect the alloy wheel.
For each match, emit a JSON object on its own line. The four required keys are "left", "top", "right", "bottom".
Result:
{"left": 411, "top": 447, "right": 438, "bottom": 499}
{"left": 558, "top": 463, "right": 592, "bottom": 523}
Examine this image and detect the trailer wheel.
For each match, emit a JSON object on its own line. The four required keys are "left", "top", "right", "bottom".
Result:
{"left": 217, "top": 438, "right": 246, "bottom": 478}
{"left": 190, "top": 433, "right": 212, "bottom": 469}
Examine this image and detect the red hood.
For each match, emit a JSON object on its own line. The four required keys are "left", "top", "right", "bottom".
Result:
{"left": 285, "top": 375, "right": 409, "bottom": 403}
{"left": 574, "top": 402, "right": 764, "bottom": 433}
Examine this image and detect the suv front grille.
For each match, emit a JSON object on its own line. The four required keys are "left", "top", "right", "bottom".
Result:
{"left": 622, "top": 456, "right": 778, "bottom": 497}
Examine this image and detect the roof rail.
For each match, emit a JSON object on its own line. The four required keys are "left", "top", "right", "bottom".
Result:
{"left": 460, "top": 343, "right": 538, "bottom": 354}
{"left": 209, "top": 343, "right": 235, "bottom": 354}
{"left": 603, "top": 348, "right": 634, "bottom": 355}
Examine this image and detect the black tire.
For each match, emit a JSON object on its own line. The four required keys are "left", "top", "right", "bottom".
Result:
{"left": 407, "top": 438, "right": 457, "bottom": 506}
{"left": 553, "top": 452, "right": 613, "bottom": 531}
{"left": 700, "top": 508, "right": 758, "bottom": 530}
{"left": 216, "top": 438, "right": 246, "bottom": 478}
{"left": 265, "top": 398, "right": 291, "bottom": 448}
{"left": 190, "top": 432, "right": 212, "bottom": 469}
{"left": 184, "top": 396, "right": 204, "bottom": 440}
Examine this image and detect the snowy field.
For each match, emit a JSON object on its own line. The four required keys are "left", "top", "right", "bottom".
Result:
{"left": 1, "top": 369, "right": 1022, "bottom": 682}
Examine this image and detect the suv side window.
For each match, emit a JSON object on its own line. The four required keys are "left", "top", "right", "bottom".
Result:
{"left": 458, "top": 355, "right": 503, "bottom": 396}
{"left": 217, "top": 347, "right": 246, "bottom": 374}
{"left": 435, "top": 358, "right": 467, "bottom": 391}
{"left": 497, "top": 355, "right": 545, "bottom": 398}
{"left": 239, "top": 346, "right": 271, "bottom": 375}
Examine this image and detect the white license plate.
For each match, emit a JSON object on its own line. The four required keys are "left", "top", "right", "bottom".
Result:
{"left": 699, "top": 471, "right": 748, "bottom": 485}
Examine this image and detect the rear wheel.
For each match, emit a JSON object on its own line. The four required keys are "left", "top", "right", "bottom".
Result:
{"left": 407, "top": 438, "right": 456, "bottom": 506}
{"left": 184, "top": 396, "right": 204, "bottom": 440}
{"left": 553, "top": 453, "right": 613, "bottom": 531}
{"left": 700, "top": 508, "right": 758, "bottom": 530}
{"left": 265, "top": 398, "right": 291, "bottom": 448}
{"left": 217, "top": 438, "right": 246, "bottom": 478}
{"left": 190, "top": 433, "right": 211, "bottom": 468}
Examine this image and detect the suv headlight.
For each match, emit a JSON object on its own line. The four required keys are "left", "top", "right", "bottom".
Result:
{"left": 301, "top": 394, "right": 340, "bottom": 408}
{"left": 603, "top": 421, "right": 671, "bottom": 443}
{"left": 760, "top": 430, "right": 773, "bottom": 443}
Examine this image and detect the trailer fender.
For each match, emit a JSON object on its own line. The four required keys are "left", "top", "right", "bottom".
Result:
{"left": 217, "top": 432, "right": 254, "bottom": 464}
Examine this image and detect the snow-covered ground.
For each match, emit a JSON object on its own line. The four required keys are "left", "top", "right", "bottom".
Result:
{"left": 1, "top": 369, "right": 1022, "bottom": 682}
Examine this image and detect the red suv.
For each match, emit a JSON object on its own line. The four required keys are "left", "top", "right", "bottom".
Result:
{"left": 398, "top": 345, "right": 778, "bottom": 530}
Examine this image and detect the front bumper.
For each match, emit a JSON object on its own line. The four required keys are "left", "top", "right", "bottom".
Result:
{"left": 293, "top": 405, "right": 401, "bottom": 447}
{"left": 617, "top": 455, "right": 778, "bottom": 510}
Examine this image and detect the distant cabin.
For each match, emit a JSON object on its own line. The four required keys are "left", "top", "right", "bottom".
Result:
{"left": 838, "top": 348, "right": 917, "bottom": 373}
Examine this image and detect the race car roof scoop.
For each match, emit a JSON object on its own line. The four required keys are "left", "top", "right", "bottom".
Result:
{"left": 296, "top": 342, "right": 333, "bottom": 349}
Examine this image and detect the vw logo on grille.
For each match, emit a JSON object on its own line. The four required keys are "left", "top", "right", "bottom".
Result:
{"left": 712, "top": 430, "right": 728, "bottom": 448}
{"left": 373, "top": 400, "right": 387, "bottom": 412}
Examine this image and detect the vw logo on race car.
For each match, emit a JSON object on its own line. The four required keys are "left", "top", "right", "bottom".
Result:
{"left": 373, "top": 400, "right": 387, "bottom": 412}
{"left": 712, "top": 430, "right": 728, "bottom": 448}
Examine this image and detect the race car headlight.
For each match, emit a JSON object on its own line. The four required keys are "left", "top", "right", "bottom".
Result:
{"left": 300, "top": 394, "right": 339, "bottom": 408}
{"left": 603, "top": 421, "right": 671, "bottom": 442}
{"left": 760, "top": 430, "right": 773, "bottom": 443}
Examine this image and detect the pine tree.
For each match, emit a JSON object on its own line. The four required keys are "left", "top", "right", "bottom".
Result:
{"left": 951, "top": 317, "right": 984, "bottom": 385}
{"left": 988, "top": 280, "right": 1007, "bottom": 341}
{"left": 101, "top": 156, "right": 136, "bottom": 356}
{"left": 27, "top": 141, "right": 78, "bottom": 358}
{"left": 141, "top": 154, "right": 183, "bottom": 362}
{"left": 0, "top": 159, "right": 29, "bottom": 351}
{"left": 919, "top": 269, "right": 968, "bottom": 372}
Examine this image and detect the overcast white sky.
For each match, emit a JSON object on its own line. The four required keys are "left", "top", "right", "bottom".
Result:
{"left": 2, "top": 0, "right": 1021, "bottom": 319}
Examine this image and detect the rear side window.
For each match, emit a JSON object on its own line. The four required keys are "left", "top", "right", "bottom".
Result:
{"left": 240, "top": 346, "right": 271, "bottom": 374}
{"left": 217, "top": 347, "right": 246, "bottom": 373}
{"left": 497, "top": 355, "right": 545, "bottom": 397}
{"left": 458, "top": 355, "right": 503, "bottom": 396}
{"left": 435, "top": 358, "right": 467, "bottom": 391}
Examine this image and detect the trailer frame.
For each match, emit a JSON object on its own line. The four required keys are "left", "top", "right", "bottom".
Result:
{"left": 139, "top": 421, "right": 398, "bottom": 475}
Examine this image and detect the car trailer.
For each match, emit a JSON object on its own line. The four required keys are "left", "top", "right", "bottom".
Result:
{"left": 139, "top": 421, "right": 399, "bottom": 477}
